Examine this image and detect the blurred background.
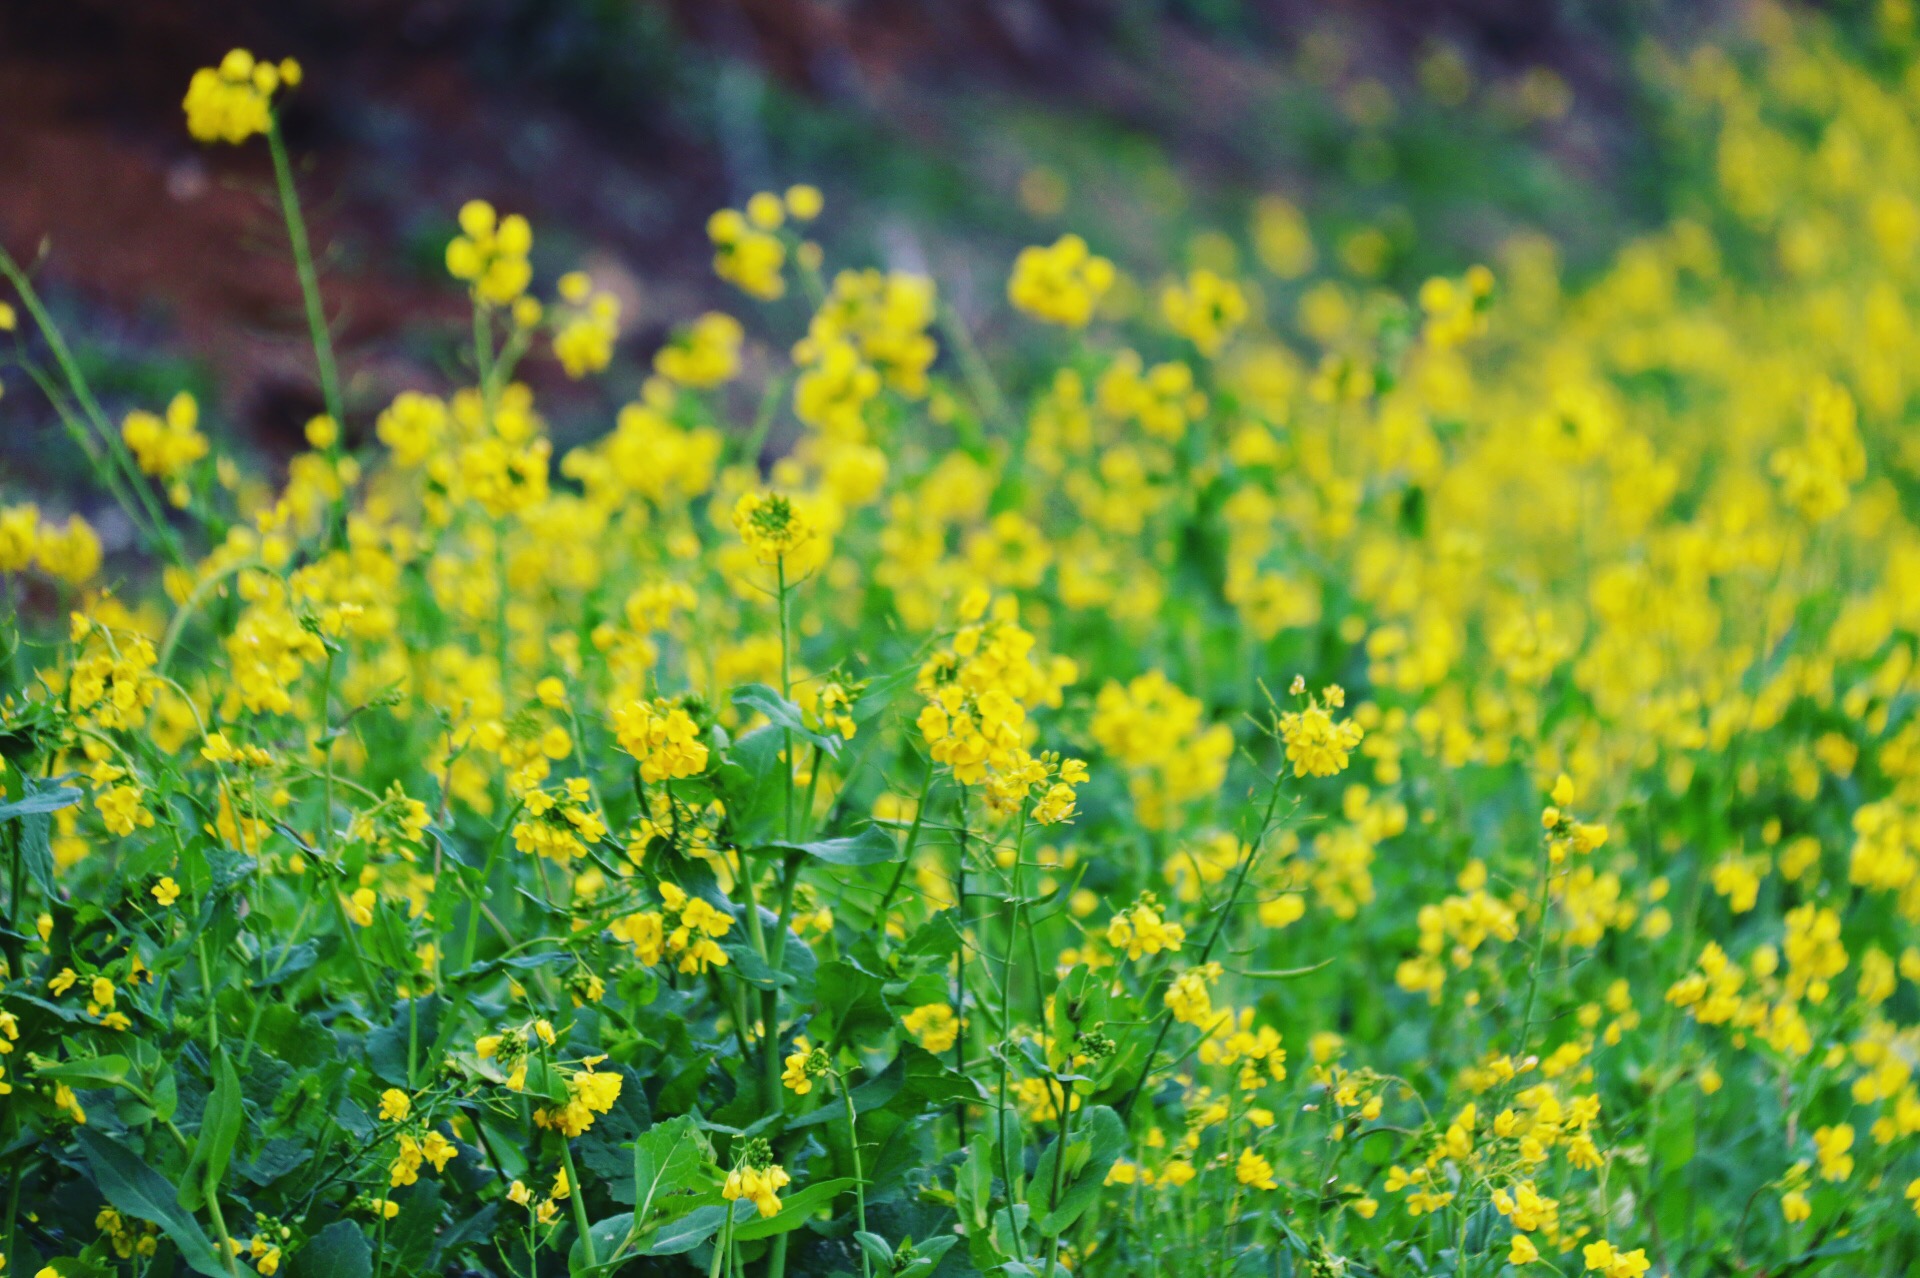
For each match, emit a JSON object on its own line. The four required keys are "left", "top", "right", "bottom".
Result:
{"left": 2, "top": 0, "right": 1736, "bottom": 525}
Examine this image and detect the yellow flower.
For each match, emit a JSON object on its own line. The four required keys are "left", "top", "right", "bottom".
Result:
{"left": 378, "top": 1089, "right": 411, "bottom": 1122}
{"left": 902, "top": 1003, "right": 960, "bottom": 1053}
{"left": 708, "top": 203, "right": 787, "bottom": 300}
{"left": 152, "top": 876, "right": 181, "bottom": 908}
{"left": 1509, "top": 1234, "right": 1539, "bottom": 1265}
{"left": 731, "top": 491, "right": 816, "bottom": 565}
{"left": 1278, "top": 691, "right": 1365, "bottom": 779}
{"left": 1234, "top": 1147, "right": 1277, "bottom": 1190}
{"left": 446, "top": 200, "right": 534, "bottom": 305}
{"left": 782, "top": 1038, "right": 819, "bottom": 1095}
{"left": 421, "top": 1130, "right": 458, "bottom": 1173}
{"left": 183, "top": 50, "right": 300, "bottom": 144}
{"left": 1009, "top": 235, "right": 1115, "bottom": 328}
{"left": 1161, "top": 268, "right": 1247, "bottom": 356}
{"left": 1813, "top": 1123, "right": 1854, "bottom": 1181}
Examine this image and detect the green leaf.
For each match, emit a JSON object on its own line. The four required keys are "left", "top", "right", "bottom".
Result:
{"left": 634, "top": 1203, "right": 729, "bottom": 1256}
{"left": 569, "top": 1213, "right": 633, "bottom": 1273}
{"left": 1032, "top": 1105, "right": 1127, "bottom": 1236}
{"left": 74, "top": 1128, "right": 228, "bottom": 1278}
{"left": 907, "top": 1235, "right": 959, "bottom": 1268}
{"left": 728, "top": 1176, "right": 857, "bottom": 1241}
{"left": 17, "top": 810, "right": 55, "bottom": 897}
{"left": 179, "top": 1050, "right": 244, "bottom": 1212}
{"left": 35, "top": 1055, "right": 130, "bottom": 1087}
{"left": 790, "top": 1057, "right": 903, "bottom": 1131}
{"left": 714, "top": 727, "right": 786, "bottom": 844}
{"left": 754, "top": 824, "right": 899, "bottom": 866}
{"left": 632, "top": 1115, "right": 707, "bottom": 1221}
{"left": 291, "top": 1220, "right": 372, "bottom": 1278}
{"left": 1049, "top": 966, "right": 1107, "bottom": 1047}
{"left": 731, "top": 684, "right": 842, "bottom": 757}
{"left": 576, "top": 1065, "right": 653, "bottom": 1204}
{"left": 956, "top": 1134, "right": 994, "bottom": 1232}
{"left": 366, "top": 997, "right": 438, "bottom": 1087}
{"left": 0, "top": 784, "right": 82, "bottom": 818}
{"left": 855, "top": 1231, "right": 895, "bottom": 1267}
{"left": 432, "top": 1203, "right": 499, "bottom": 1269}
{"left": 152, "top": 1065, "right": 178, "bottom": 1123}
{"left": 721, "top": 943, "right": 794, "bottom": 990}
{"left": 811, "top": 960, "right": 892, "bottom": 1049}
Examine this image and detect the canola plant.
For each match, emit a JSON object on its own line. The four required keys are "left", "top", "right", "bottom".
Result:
{"left": 4, "top": 7, "right": 1920, "bottom": 1276}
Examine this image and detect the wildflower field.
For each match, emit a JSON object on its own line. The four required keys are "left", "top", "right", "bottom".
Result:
{"left": 11, "top": 5, "right": 1920, "bottom": 1276}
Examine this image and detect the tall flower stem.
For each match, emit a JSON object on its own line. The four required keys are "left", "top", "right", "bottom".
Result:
{"left": 266, "top": 118, "right": 345, "bottom": 434}
{"left": 840, "top": 1074, "right": 872, "bottom": 1278}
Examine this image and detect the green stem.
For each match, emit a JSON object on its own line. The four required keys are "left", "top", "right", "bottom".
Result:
{"left": 560, "top": 1138, "right": 597, "bottom": 1270}
{"left": 1511, "top": 836, "right": 1557, "bottom": 1069}
{"left": 953, "top": 789, "right": 971, "bottom": 1145}
{"left": 839, "top": 1076, "right": 872, "bottom": 1278}
{"left": 874, "top": 759, "right": 936, "bottom": 929}
{"left": 202, "top": 1181, "right": 245, "bottom": 1278}
{"left": 266, "top": 119, "right": 345, "bottom": 433}
{"left": 158, "top": 557, "right": 257, "bottom": 675}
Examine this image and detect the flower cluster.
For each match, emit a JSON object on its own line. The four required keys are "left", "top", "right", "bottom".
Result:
{"left": 183, "top": 49, "right": 300, "bottom": 144}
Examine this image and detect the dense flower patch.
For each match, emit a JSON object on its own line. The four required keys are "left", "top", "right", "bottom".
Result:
{"left": 5, "top": 7, "right": 1920, "bottom": 1276}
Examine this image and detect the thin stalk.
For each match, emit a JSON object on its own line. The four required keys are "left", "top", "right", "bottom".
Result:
{"left": 953, "top": 789, "right": 971, "bottom": 1144}
{"left": 266, "top": 119, "right": 345, "bottom": 431}
{"left": 875, "top": 758, "right": 936, "bottom": 928}
{"left": 839, "top": 1076, "right": 872, "bottom": 1278}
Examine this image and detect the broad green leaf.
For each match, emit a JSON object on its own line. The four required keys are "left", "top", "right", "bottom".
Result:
{"left": 570, "top": 1214, "right": 633, "bottom": 1273}
{"left": 713, "top": 726, "right": 786, "bottom": 844}
{"left": 75, "top": 1128, "right": 228, "bottom": 1278}
{"left": 720, "top": 943, "right": 794, "bottom": 989}
{"left": 632, "top": 1115, "right": 707, "bottom": 1221}
{"left": 1049, "top": 965, "right": 1107, "bottom": 1049}
{"left": 634, "top": 1203, "right": 729, "bottom": 1256}
{"left": 18, "top": 810, "right": 55, "bottom": 896}
{"left": 291, "top": 1219, "right": 372, "bottom": 1278}
{"left": 957, "top": 1133, "right": 994, "bottom": 1232}
{"left": 1032, "top": 1105, "right": 1126, "bottom": 1236}
{"left": 179, "top": 1050, "right": 244, "bottom": 1212}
